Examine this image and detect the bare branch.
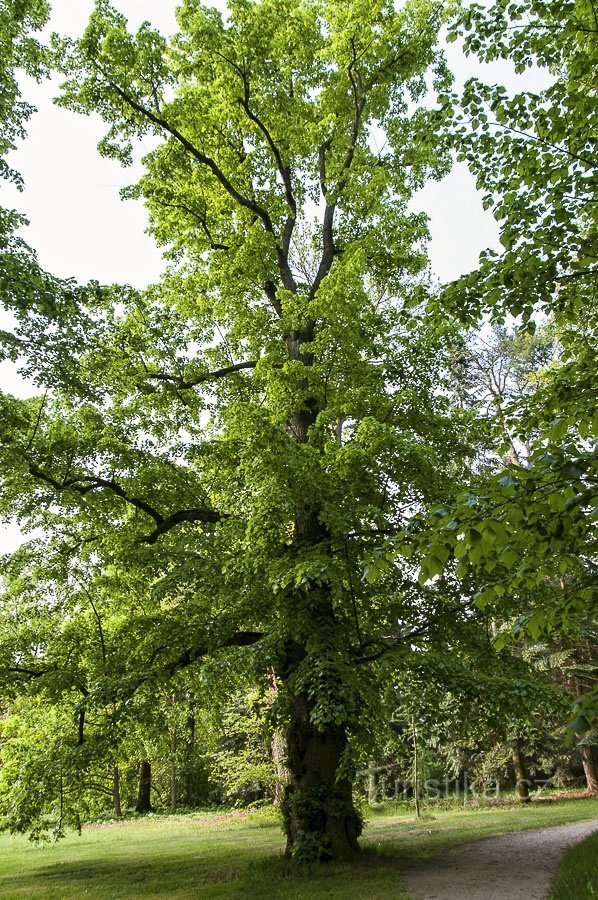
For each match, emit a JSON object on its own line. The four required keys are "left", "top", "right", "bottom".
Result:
{"left": 141, "top": 507, "right": 223, "bottom": 545}
{"left": 25, "top": 462, "right": 222, "bottom": 543}
{"left": 145, "top": 359, "right": 258, "bottom": 390}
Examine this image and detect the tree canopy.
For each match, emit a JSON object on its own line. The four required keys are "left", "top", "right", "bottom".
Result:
{"left": 0, "top": 0, "right": 596, "bottom": 861}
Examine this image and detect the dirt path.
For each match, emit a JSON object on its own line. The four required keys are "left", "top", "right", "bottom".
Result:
{"left": 402, "top": 819, "right": 598, "bottom": 900}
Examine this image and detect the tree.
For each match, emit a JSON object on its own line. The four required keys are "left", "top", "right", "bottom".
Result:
{"left": 0, "top": 0, "right": 477, "bottom": 861}
{"left": 0, "top": 0, "right": 52, "bottom": 346}
{"left": 405, "top": 1, "right": 597, "bottom": 718}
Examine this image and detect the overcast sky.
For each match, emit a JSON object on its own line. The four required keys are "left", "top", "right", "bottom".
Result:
{"left": 0, "top": 1, "right": 543, "bottom": 552}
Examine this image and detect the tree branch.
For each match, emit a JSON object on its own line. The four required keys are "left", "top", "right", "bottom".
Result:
{"left": 145, "top": 359, "right": 258, "bottom": 390}
{"left": 26, "top": 463, "right": 164, "bottom": 524}
{"left": 141, "top": 507, "right": 223, "bottom": 545}
{"left": 26, "top": 462, "right": 222, "bottom": 543}
{"left": 105, "top": 77, "right": 276, "bottom": 233}
{"left": 310, "top": 46, "right": 366, "bottom": 299}
{"left": 162, "top": 630, "right": 264, "bottom": 677}
{"left": 230, "top": 62, "right": 298, "bottom": 290}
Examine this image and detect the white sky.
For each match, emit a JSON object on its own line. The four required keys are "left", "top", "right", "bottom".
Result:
{"left": 0, "top": 1, "right": 544, "bottom": 552}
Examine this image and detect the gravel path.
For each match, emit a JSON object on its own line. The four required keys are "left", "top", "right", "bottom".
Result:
{"left": 402, "top": 819, "right": 598, "bottom": 900}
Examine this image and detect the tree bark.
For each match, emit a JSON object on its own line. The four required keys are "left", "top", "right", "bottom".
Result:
{"left": 281, "top": 690, "right": 362, "bottom": 861}
{"left": 271, "top": 729, "right": 289, "bottom": 808}
{"left": 512, "top": 745, "right": 531, "bottom": 802}
{"left": 412, "top": 717, "right": 421, "bottom": 819}
{"left": 170, "top": 731, "right": 178, "bottom": 813}
{"left": 112, "top": 765, "right": 122, "bottom": 819}
{"left": 184, "top": 696, "right": 197, "bottom": 807}
{"left": 279, "top": 309, "right": 363, "bottom": 860}
{"left": 367, "top": 761, "right": 378, "bottom": 806}
{"left": 135, "top": 759, "right": 153, "bottom": 813}
{"left": 581, "top": 745, "right": 598, "bottom": 796}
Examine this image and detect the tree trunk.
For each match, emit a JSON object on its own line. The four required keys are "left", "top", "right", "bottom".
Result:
{"left": 512, "top": 745, "right": 531, "bottom": 803}
{"left": 279, "top": 328, "right": 362, "bottom": 861}
{"left": 112, "top": 765, "right": 122, "bottom": 819}
{"left": 170, "top": 731, "right": 178, "bottom": 812}
{"left": 281, "top": 690, "right": 362, "bottom": 862}
{"left": 271, "top": 729, "right": 289, "bottom": 808}
{"left": 135, "top": 759, "right": 153, "bottom": 813}
{"left": 268, "top": 670, "right": 289, "bottom": 807}
{"left": 184, "top": 696, "right": 197, "bottom": 807}
{"left": 412, "top": 717, "right": 421, "bottom": 819}
{"left": 367, "top": 761, "right": 378, "bottom": 806}
{"left": 581, "top": 745, "right": 598, "bottom": 796}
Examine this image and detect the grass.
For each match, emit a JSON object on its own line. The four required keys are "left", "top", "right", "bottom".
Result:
{"left": 0, "top": 798, "right": 596, "bottom": 898}
{"left": 549, "top": 830, "right": 598, "bottom": 900}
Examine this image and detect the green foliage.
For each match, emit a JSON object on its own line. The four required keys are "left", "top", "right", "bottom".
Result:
{"left": 2, "top": 0, "right": 593, "bottom": 858}
{"left": 443, "top": 0, "right": 597, "bottom": 326}
{"left": 408, "top": 1, "right": 597, "bottom": 720}
{"left": 0, "top": 0, "right": 49, "bottom": 186}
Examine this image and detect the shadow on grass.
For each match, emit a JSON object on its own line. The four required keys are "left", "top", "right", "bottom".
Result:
{"left": 0, "top": 846, "right": 407, "bottom": 900}
{"left": 0, "top": 857, "right": 238, "bottom": 899}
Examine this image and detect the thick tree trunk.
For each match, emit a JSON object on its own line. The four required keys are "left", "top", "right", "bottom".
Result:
{"left": 281, "top": 690, "right": 362, "bottom": 861}
{"left": 279, "top": 326, "right": 362, "bottom": 860}
{"left": 112, "top": 765, "right": 122, "bottom": 819}
{"left": 135, "top": 759, "right": 153, "bottom": 813}
{"left": 512, "top": 745, "right": 531, "bottom": 803}
{"left": 581, "top": 745, "right": 598, "bottom": 796}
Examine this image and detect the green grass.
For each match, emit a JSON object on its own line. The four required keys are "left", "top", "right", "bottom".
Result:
{"left": 549, "top": 830, "right": 598, "bottom": 900}
{"left": 0, "top": 798, "right": 596, "bottom": 898}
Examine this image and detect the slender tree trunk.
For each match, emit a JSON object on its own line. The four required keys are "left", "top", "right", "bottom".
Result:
{"left": 367, "top": 761, "right": 378, "bottom": 806}
{"left": 135, "top": 759, "right": 153, "bottom": 813}
{"left": 170, "top": 731, "right": 178, "bottom": 812}
{"left": 512, "top": 745, "right": 531, "bottom": 803}
{"left": 268, "top": 670, "right": 289, "bottom": 807}
{"left": 271, "top": 729, "right": 289, "bottom": 808}
{"left": 581, "top": 745, "right": 598, "bottom": 796}
{"left": 184, "top": 696, "right": 196, "bottom": 807}
{"left": 412, "top": 717, "right": 421, "bottom": 819}
{"left": 112, "top": 765, "right": 122, "bottom": 818}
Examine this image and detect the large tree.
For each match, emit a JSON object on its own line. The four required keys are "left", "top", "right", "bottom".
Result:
{"left": 0, "top": 0, "right": 474, "bottom": 860}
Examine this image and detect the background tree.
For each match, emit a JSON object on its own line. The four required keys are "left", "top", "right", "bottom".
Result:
{"left": 405, "top": 0, "right": 597, "bottom": 730}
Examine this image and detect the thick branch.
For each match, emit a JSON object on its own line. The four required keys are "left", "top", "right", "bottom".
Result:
{"left": 105, "top": 78, "right": 276, "bottom": 233}
{"left": 141, "top": 507, "right": 223, "bottom": 545}
{"left": 237, "top": 84, "right": 297, "bottom": 287}
{"left": 238, "top": 81, "right": 296, "bottom": 216}
{"left": 311, "top": 50, "right": 366, "bottom": 299}
{"left": 26, "top": 462, "right": 221, "bottom": 543}
{"left": 263, "top": 280, "right": 282, "bottom": 315}
{"left": 145, "top": 359, "right": 257, "bottom": 390}
{"left": 162, "top": 630, "right": 264, "bottom": 677}
{"left": 311, "top": 203, "right": 337, "bottom": 298}
{"left": 4, "top": 665, "right": 56, "bottom": 679}
{"left": 27, "top": 463, "right": 164, "bottom": 524}
{"left": 215, "top": 50, "right": 297, "bottom": 270}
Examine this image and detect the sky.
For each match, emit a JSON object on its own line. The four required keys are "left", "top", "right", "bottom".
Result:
{"left": 0, "top": 1, "right": 543, "bottom": 552}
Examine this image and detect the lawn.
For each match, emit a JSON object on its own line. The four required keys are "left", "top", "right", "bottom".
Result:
{"left": 549, "top": 829, "right": 598, "bottom": 900}
{"left": 0, "top": 798, "right": 597, "bottom": 899}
